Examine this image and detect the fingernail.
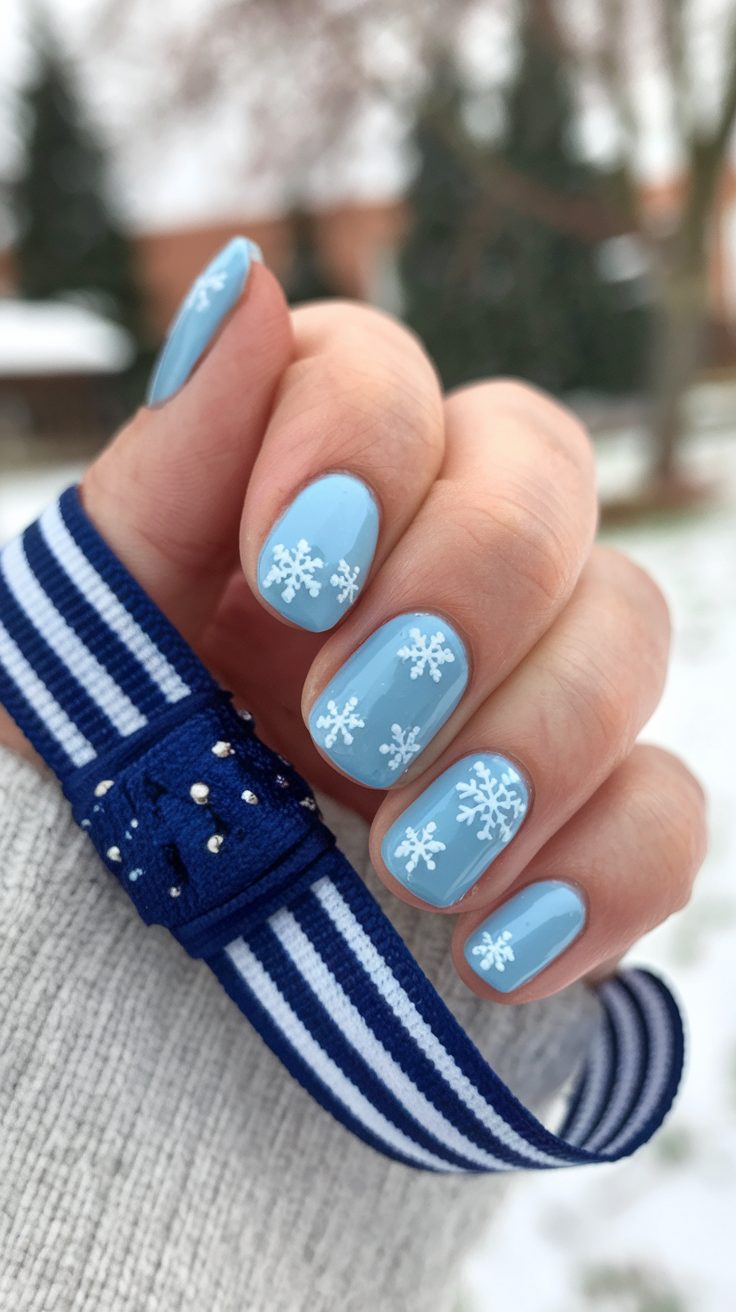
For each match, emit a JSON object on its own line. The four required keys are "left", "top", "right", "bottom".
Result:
{"left": 146, "top": 236, "right": 262, "bottom": 405}
{"left": 257, "top": 473, "right": 379, "bottom": 632}
{"left": 381, "top": 753, "right": 529, "bottom": 907}
{"left": 308, "top": 613, "right": 468, "bottom": 788}
{"left": 463, "top": 881, "right": 586, "bottom": 992}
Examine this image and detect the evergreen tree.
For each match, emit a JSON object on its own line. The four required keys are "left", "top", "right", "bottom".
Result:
{"left": 15, "top": 36, "right": 143, "bottom": 353}
{"left": 401, "top": 3, "right": 650, "bottom": 395}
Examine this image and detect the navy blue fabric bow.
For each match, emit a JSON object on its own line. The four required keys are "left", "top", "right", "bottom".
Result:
{"left": 0, "top": 487, "right": 684, "bottom": 1172}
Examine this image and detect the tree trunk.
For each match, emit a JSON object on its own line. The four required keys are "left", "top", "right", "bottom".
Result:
{"left": 648, "top": 139, "right": 723, "bottom": 490}
{"left": 649, "top": 258, "right": 710, "bottom": 484}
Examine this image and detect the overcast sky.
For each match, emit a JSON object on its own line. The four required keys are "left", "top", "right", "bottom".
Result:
{"left": 2, "top": 0, "right": 736, "bottom": 247}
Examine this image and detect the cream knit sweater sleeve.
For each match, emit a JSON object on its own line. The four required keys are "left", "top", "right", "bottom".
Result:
{"left": 0, "top": 744, "right": 599, "bottom": 1312}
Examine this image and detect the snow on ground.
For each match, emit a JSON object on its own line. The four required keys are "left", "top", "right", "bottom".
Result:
{"left": 459, "top": 397, "right": 736, "bottom": 1312}
{"left": 1, "top": 389, "right": 735, "bottom": 1312}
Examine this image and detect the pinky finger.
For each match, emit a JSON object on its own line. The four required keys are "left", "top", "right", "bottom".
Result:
{"left": 453, "top": 745, "right": 707, "bottom": 1003}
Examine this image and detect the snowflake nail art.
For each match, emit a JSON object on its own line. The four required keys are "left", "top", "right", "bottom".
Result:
{"left": 394, "top": 822, "right": 446, "bottom": 875}
{"left": 397, "top": 628, "right": 456, "bottom": 682}
{"left": 257, "top": 474, "right": 378, "bottom": 632}
{"left": 379, "top": 723, "right": 422, "bottom": 771}
{"left": 463, "top": 882, "right": 585, "bottom": 992}
{"left": 263, "top": 540, "right": 324, "bottom": 604}
{"left": 309, "top": 614, "right": 467, "bottom": 788}
{"left": 330, "top": 559, "right": 361, "bottom": 605}
{"left": 470, "top": 929, "right": 515, "bottom": 973}
{"left": 315, "top": 696, "right": 365, "bottom": 749}
{"left": 380, "top": 751, "right": 528, "bottom": 906}
{"left": 455, "top": 761, "right": 527, "bottom": 843}
{"left": 185, "top": 269, "right": 228, "bottom": 313}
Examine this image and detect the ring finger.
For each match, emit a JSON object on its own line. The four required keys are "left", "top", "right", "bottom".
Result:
{"left": 371, "top": 544, "right": 670, "bottom": 913}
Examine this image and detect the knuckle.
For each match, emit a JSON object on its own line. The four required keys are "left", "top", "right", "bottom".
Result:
{"left": 484, "top": 487, "right": 582, "bottom": 607}
{"left": 467, "top": 378, "right": 596, "bottom": 479}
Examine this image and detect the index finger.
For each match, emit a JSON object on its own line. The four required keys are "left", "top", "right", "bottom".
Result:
{"left": 240, "top": 302, "right": 446, "bottom": 632}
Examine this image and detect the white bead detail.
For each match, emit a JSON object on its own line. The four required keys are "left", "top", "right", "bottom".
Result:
{"left": 299, "top": 797, "right": 317, "bottom": 811}
{"left": 94, "top": 780, "right": 114, "bottom": 797}
{"left": 238, "top": 709, "right": 253, "bottom": 722}
{"left": 129, "top": 869, "right": 143, "bottom": 882}
{"left": 275, "top": 775, "right": 289, "bottom": 788}
{"left": 241, "top": 790, "right": 258, "bottom": 805}
{"left": 107, "top": 846, "right": 122, "bottom": 862}
{"left": 190, "top": 782, "right": 210, "bottom": 804}
{"left": 212, "top": 740, "right": 234, "bottom": 757}
{"left": 169, "top": 886, "right": 182, "bottom": 898}
{"left": 207, "top": 834, "right": 224, "bottom": 853}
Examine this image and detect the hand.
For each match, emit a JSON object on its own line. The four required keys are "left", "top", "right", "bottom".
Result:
{"left": 0, "top": 256, "right": 706, "bottom": 1001}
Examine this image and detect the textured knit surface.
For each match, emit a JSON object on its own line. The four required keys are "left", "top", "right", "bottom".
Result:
{"left": 0, "top": 745, "right": 599, "bottom": 1312}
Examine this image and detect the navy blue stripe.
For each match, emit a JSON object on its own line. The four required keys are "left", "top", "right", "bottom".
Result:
{"left": 589, "top": 978, "right": 649, "bottom": 1151}
{"left": 594, "top": 974, "right": 683, "bottom": 1158}
{"left": 0, "top": 661, "right": 90, "bottom": 775}
{"left": 24, "top": 521, "right": 169, "bottom": 722}
{"left": 0, "top": 565, "right": 114, "bottom": 752}
{"left": 59, "top": 488, "right": 217, "bottom": 697}
{"left": 557, "top": 1004, "right": 618, "bottom": 1148}
{"left": 207, "top": 944, "right": 449, "bottom": 1171}
{"left": 327, "top": 862, "right": 587, "bottom": 1163}
{"left": 291, "top": 888, "right": 541, "bottom": 1169}
{"left": 247, "top": 918, "right": 483, "bottom": 1171}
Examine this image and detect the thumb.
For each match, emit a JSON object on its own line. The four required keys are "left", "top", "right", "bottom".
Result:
{"left": 81, "top": 240, "right": 294, "bottom": 643}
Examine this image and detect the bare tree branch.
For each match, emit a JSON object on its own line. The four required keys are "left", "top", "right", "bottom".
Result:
{"left": 660, "top": 0, "right": 689, "bottom": 145}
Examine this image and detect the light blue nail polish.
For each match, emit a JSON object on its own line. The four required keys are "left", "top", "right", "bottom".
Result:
{"left": 463, "top": 881, "right": 586, "bottom": 992}
{"left": 146, "top": 236, "right": 262, "bottom": 405}
{"left": 308, "top": 613, "right": 468, "bottom": 788}
{"left": 381, "top": 753, "right": 529, "bottom": 907}
{"left": 257, "top": 474, "right": 379, "bottom": 632}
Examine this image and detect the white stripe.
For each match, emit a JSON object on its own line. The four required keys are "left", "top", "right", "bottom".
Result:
{"left": 39, "top": 501, "right": 189, "bottom": 705}
{"left": 594, "top": 975, "right": 676, "bottom": 1158}
{"left": 314, "top": 878, "right": 565, "bottom": 1167}
{"left": 224, "top": 938, "right": 457, "bottom": 1173}
{"left": 560, "top": 1023, "right": 614, "bottom": 1148}
{"left": 271, "top": 908, "right": 512, "bottom": 1172}
{"left": 584, "top": 984, "right": 645, "bottom": 1153}
{"left": 1, "top": 536, "right": 146, "bottom": 738}
{"left": 0, "top": 618, "right": 96, "bottom": 766}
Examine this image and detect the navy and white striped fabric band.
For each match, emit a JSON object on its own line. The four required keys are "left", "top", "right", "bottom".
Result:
{"left": 0, "top": 487, "right": 685, "bottom": 1173}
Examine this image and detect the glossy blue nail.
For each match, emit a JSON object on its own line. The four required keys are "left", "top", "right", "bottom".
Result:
{"left": 381, "top": 753, "right": 529, "bottom": 907}
{"left": 308, "top": 613, "right": 468, "bottom": 788}
{"left": 147, "top": 236, "right": 262, "bottom": 405}
{"left": 257, "top": 474, "right": 379, "bottom": 632}
{"left": 463, "top": 881, "right": 586, "bottom": 992}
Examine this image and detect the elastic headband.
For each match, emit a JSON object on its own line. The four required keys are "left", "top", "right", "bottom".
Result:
{"left": 0, "top": 487, "right": 684, "bottom": 1172}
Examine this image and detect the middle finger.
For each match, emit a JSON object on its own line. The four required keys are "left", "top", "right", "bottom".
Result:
{"left": 304, "top": 380, "right": 597, "bottom": 788}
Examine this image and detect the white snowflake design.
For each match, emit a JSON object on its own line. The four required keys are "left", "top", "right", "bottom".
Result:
{"left": 394, "top": 822, "right": 447, "bottom": 875}
{"left": 315, "top": 696, "right": 365, "bottom": 748}
{"left": 470, "top": 930, "right": 515, "bottom": 973}
{"left": 397, "top": 628, "right": 456, "bottom": 682}
{"left": 330, "top": 559, "right": 361, "bottom": 605}
{"left": 455, "top": 761, "right": 527, "bottom": 844}
{"left": 379, "top": 723, "right": 422, "bottom": 771}
{"left": 263, "top": 540, "right": 324, "bottom": 603}
{"left": 185, "top": 269, "right": 228, "bottom": 313}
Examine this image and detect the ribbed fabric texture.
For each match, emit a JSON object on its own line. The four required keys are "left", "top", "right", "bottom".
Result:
{"left": 0, "top": 748, "right": 599, "bottom": 1312}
